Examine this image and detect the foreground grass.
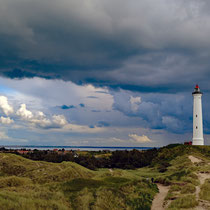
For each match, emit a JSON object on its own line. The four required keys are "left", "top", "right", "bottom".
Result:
{"left": 0, "top": 145, "right": 209, "bottom": 209}
{"left": 0, "top": 189, "right": 70, "bottom": 210}
{"left": 168, "top": 195, "right": 198, "bottom": 209}
{"left": 63, "top": 177, "right": 158, "bottom": 210}
{"left": 199, "top": 178, "right": 210, "bottom": 201}
{"left": 0, "top": 153, "right": 159, "bottom": 209}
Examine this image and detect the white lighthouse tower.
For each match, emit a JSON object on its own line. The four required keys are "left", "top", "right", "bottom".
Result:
{"left": 192, "top": 84, "right": 204, "bottom": 145}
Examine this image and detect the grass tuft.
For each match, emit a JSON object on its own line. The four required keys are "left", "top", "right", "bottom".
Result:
{"left": 199, "top": 178, "right": 210, "bottom": 201}
{"left": 180, "top": 183, "right": 196, "bottom": 194}
{"left": 168, "top": 195, "right": 198, "bottom": 209}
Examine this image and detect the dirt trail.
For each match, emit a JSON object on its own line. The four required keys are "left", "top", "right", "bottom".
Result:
{"left": 151, "top": 184, "right": 170, "bottom": 210}
{"left": 188, "top": 155, "right": 210, "bottom": 210}
{"left": 109, "top": 168, "right": 113, "bottom": 176}
{"left": 195, "top": 173, "right": 209, "bottom": 199}
{"left": 188, "top": 155, "right": 202, "bottom": 163}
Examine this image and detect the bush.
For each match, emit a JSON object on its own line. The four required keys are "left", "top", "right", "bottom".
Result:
{"left": 0, "top": 176, "right": 31, "bottom": 188}
{"left": 180, "top": 183, "right": 196, "bottom": 194}
{"left": 199, "top": 179, "right": 210, "bottom": 201}
{"left": 155, "top": 177, "right": 170, "bottom": 186}
{"left": 168, "top": 169, "right": 190, "bottom": 181}
{"left": 169, "top": 185, "right": 181, "bottom": 192}
{"left": 168, "top": 195, "right": 198, "bottom": 209}
{"left": 2, "top": 164, "right": 26, "bottom": 176}
{"left": 181, "top": 177, "right": 199, "bottom": 186}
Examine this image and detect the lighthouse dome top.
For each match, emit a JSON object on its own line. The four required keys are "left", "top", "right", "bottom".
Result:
{"left": 192, "top": 84, "right": 202, "bottom": 95}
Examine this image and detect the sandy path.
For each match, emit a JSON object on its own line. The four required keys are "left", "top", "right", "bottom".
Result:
{"left": 198, "top": 173, "right": 210, "bottom": 185}
{"left": 109, "top": 168, "right": 113, "bottom": 175}
{"left": 188, "top": 155, "right": 210, "bottom": 210}
{"left": 196, "top": 173, "right": 210, "bottom": 210}
{"left": 188, "top": 155, "right": 202, "bottom": 163}
{"left": 151, "top": 184, "right": 170, "bottom": 210}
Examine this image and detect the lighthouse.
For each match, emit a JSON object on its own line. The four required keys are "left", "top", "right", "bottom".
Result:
{"left": 192, "top": 84, "right": 204, "bottom": 145}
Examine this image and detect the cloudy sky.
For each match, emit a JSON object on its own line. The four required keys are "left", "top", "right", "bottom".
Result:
{"left": 0, "top": 0, "right": 210, "bottom": 146}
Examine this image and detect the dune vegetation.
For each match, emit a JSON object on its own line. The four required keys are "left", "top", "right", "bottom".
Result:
{"left": 0, "top": 152, "right": 158, "bottom": 209}
{"left": 0, "top": 144, "right": 209, "bottom": 209}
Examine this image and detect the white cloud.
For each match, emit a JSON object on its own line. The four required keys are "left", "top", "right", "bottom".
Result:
{"left": 110, "top": 137, "right": 126, "bottom": 143}
{"left": 130, "top": 96, "right": 141, "bottom": 104}
{"left": 0, "top": 116, "right": 14, "bottom": 124}
{"left": 16, "top": 104, "right": 69, "bottom": 129}
{"left": 30, "top": 117, "right": 51, "bottom": 128}
{"left": 130, "top": 96, "right": 141, "bottom": 112}
{"left": 0, "top": 96, "right": 14, "bottom": 115}
{"left": 0, "top": 131, "right": 9, "bottom": 139}
{"left": 129, "top": 134, "right": 152, "bottom": 143}
{"left": 16, "top": 104, "right": 33, "bottom": 119}
{"left": 62, "top": 123, "right": 105, "bottom": 133}
{"left": 52, "top": 115, "right": 68, "bottom": 127}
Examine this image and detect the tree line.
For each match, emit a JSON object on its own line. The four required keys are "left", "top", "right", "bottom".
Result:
{"left": 12, "top": 148, "right": 159, "bottom": 170}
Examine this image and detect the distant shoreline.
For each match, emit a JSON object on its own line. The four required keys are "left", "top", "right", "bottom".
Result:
{"left": 1, "top": 145, "right": 158, "bottom": 151}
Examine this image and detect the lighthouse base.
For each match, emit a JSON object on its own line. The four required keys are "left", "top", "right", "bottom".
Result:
{"left": 192, "top": 138, "right": 204, "bottom": 145}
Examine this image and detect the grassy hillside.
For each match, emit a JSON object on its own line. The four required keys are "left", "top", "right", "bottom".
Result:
{"left": 0, "top": 145, "right": 209, "bottom": 209}
{"left": 0, "top": 153, "right": 158, "bottom": 209}
{"left": 151, "top": 145, "right": 210, "bottom": 209}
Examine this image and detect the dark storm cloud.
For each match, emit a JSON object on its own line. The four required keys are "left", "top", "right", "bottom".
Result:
{"left": 87, "top": 96, "right": 99, "bottom": 99}
{"left": 112, "top": 89, "right": 210, "bottom": 134}
{"left": 79, "top": 103, "right": 85, "bottom": 108}
{"left": 112, "top": 90, "right": 193, "bottom": 134}
{"left": 91, "top": 110, "right": 101, "bottom": 113}
{"left": 60, "top": 105, "right": 76, "bottom": 110}
{"left": 97, "top": 121, "right": 110, "bottom": 127}
{"left": 1, "top": 0, "right": 210, "bottom": 92}
{"left": 95, "top": 91, "right": 110, "bottom": 94}
{"left": 59, "top": 104, "right": 85, "bottom": 109}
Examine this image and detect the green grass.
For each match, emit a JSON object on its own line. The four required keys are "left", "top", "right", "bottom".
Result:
{"left": 0, "top": 153, "right": 94, "bottom": 183}
{"left": 0, "top": 145, "right": 209, "bottom": 209}
{"left": 0, "top": 153, "right": 160, "bottom": 209}
{"left": 168, "top": 195, "right": 198, "bottom": 209}
{"left": 180, "top": 183, "right": 196, "bottom": 194}
{"left": 0, "top": 190, "right": 70, "bottom": 210}
{"left": 169, "top": 185, "right": 181, "bottom": 192}
{"left": 0, "top": 176, "right": 32, "bottom": 188}
{"left": 62, "top": 177, "right": 158, "bottom": 210}
{"left": 153, "top": 148, "right": 207, "bottom": 208}
{"left": 199, "top": 178, "right": 210, "bottom": 201}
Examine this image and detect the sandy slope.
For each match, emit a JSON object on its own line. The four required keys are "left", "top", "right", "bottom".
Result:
{"left": 188, "top": 155, "right": 202, "bottom": 163}
{"left": 188, "top": 155, "right": 210, "bottom": 210}
{"left": 151, "top": 184, "right": 170, "bottom": 210}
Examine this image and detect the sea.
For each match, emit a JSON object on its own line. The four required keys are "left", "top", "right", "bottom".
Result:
{"left": 1, "top": 146, "right": 157, "bottom": 151}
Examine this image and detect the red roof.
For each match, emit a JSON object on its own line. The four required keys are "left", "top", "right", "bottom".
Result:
{"left": 195, "top": 84, "right": 199, "bottom": 89}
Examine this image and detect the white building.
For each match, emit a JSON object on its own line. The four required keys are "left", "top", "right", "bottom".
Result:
{"left": 192, "top": 85, "right": 204, "bottom": 145}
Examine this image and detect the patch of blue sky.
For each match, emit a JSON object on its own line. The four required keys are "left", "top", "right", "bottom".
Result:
{"left": 0, "top": 85, "right": 16, "bottom": 94}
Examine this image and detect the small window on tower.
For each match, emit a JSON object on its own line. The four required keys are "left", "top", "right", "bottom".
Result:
{"left": 196, "top": 115, "right": 198, "bottom": 117}
{"left": 196, "top": 126, "right": 198, "bottom": 129}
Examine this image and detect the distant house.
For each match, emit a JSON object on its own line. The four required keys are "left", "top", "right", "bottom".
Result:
{"left": 184, "top": 141, "right": 192, "bottom": 145}
{"left": 17, "top": 150, "right": 29, "bottom": 154}
{"left": 73, "top": 153, "right": 79, "bottom": 158}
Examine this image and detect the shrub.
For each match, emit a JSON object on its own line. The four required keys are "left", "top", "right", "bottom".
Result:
{"left": 0, "top": 176, "right": 31, "bottom": 188}
{"left": 155, "top": 177, "right": 170, "bottom": 186}
{"left": 180, "top": 183, "right": 196, "bottom": 194}
{"left": 168, "top": 195, "right": 198, "bottom": 209}
{"left": 169, "top": 185, "right": 181, "bottom": 192}
{"left": 181, "top": 177, "right": 199, "bottom": 186}
{"left": 199, "top": 179, "right": 210, "bottom": 201}
{"left": 168, "top": 169, "right": 190, "bottom": 181}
